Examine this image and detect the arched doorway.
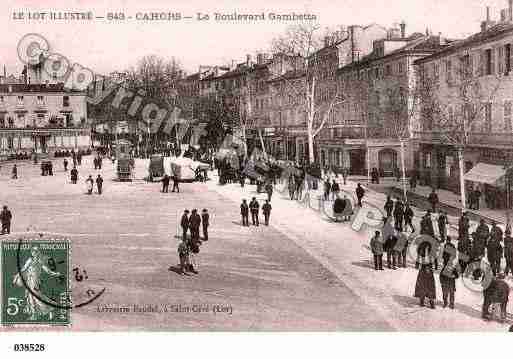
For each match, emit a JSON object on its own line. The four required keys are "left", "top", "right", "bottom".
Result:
{"left": 378, "top": 148, "right": 398, "bottom": 176}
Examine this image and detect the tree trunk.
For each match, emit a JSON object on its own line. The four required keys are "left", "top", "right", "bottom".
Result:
{"left": 400, "top": 140, "right": 407, "bottom": 201}
{"left": 458, "top": 147, "right": 466, "bottom": 212}
{"left": 308, "top": 130, "right": 315, "bottom": 164}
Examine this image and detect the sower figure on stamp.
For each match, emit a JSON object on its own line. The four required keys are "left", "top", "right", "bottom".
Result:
{"left": 201, "top": 209, "right": 209, "bottom": 241}
{"left": 180, "top": 210, "right": 190, "bottom": 240}
{"left": 240, "top": 199, "right": 249, "bottom": 227}
{"left": 1, "top": 205, "right": 12, "bottom": 234}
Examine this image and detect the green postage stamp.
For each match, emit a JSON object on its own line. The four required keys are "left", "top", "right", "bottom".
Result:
{"left": 1, "top": 239, "right": 71, "bottom": 325}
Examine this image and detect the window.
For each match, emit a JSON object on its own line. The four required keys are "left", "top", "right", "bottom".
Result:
{"left": 461, "top": 55, "right": 471, "bottom": 78}
{"left": 425, "top": 153, "right": 431, "bottom": 168}
{"left": 0, "top": 95, "right": 4, "bottom": 103}
{"left": 385, "top": 64, "right": 392, "bottom": 77}
{"left": 504, "top": 101, "right": 512, "bottom": 131}
{"left": 484, "top": 102, "right": 492, "bottom": 132}
{"left": 0, "top": 113, "right": 4, "bottom": 128}
{"left": 63, "top": 96, "right": 70, "bottom": 107}
{"left": 499, "top": 47, "right": 505, "bottom": 75}
{"left": 445, "top": 60, "right": 452, "bottom": 83}
{"left": 17, "top": 96, "right": 24, "bottom": 105}
{"left": 506, "top": 44, "right": 511, "bottom": 74}
{"left": 37, "top": 95, "right": 44, "bottom": 105}
{"left": 397, "top": 61, "right": 404, "bottom": 74}
{"left": 485, "top": 49, "right": 494, "bottom": 75}
{"left": 433, "top": 63, "right": 440, "bottom": 84}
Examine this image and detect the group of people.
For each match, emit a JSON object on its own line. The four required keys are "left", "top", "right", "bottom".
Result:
{"left": 93, "top": 155, "right": 103, "bottom": 170}
{"left": 160, "top": 174, "right": 180, "bottom": 193}
{"left": 240, "top": 197, "right": 272, "bottom": 226}
{"left": 40, "top": 161, "right": 53, "bottom": 176}
{"left": 177, "top": 209, "right": 210, "bottom": 275}
{"left": 85, "top": 174, "right": 104, "bottom": 195}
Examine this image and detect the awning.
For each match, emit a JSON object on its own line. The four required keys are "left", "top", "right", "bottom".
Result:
{"left": 463, "top": 163, "right": 506, "bottom": 185}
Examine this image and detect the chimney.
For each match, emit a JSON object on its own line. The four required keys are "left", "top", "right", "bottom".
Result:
{"left": 257, "top": 53, "right": 264, "bottom": 65}
{"left": 400, "top": 21, "right": 406, "bottom": 38}
{"left": 246, "top": 54, "right": 252, "bottom": 66}
{"left": 501, "top": 9, "right": 507, "bottom": 22}
{"left": 487, "top": 6, "right": 491, "bottom": 21}
{"left": 324, "top": 36, "right": 330, "bottom": 47}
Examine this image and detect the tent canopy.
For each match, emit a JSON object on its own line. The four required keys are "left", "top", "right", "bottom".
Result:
{"left": 463, "top": 163, "right": 506, "bottom": 185}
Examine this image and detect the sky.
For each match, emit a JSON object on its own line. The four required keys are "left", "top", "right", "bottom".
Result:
{"left": 0, "top": 0, "right": 510, "bottom": 77}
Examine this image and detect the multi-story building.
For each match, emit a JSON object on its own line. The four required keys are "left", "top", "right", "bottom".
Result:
{"left": 414, "top": 1, "right": 513, "bottom": 209}
{"left": 330, "top": 29, "right": 454, "bottom": 175}
{"left": 0, "top": 80, "right": 90, "bottom": 158}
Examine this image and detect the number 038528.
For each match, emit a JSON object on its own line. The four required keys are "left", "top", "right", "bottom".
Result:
{"left": 13, "top": 344, "right": 46, "bottom": 352}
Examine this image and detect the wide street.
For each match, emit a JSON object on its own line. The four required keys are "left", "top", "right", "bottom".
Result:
{"left": 0, "top": 156, "right": 391, "bottom": 331}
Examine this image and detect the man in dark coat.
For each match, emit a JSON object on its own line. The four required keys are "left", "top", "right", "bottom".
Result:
{"left": 70, "top": 166, "right": 78, "bottom": 184}
{"left": 420, "top": 211, "right": 435, "bottom": 237}
{"left": 482, "top": 274, "right": 509, "bottom": 322}
{"left": 63, "top": 158, "right": 68, "bottom": 172}
{"left": 180, "top": 210, "right": 190, "bottom": 240}
{"left": 201, "top": 209, "right": 209, "bottom": 241}
{"left": 96, "top": 174, "right": 104, "bottom": 195}
{"left": 331, "top": 180, "right": 340, "bottom": 200}
{"left": 262, "top": 200, "right": 272, "bottom": 226}
{"left": 428, "top": 189, "right": 439, "bottom": 213}
{"left": 171, "top": 175, "right": 180, "bottom": 193}
{"left": 487, "top": 233, "right": 503, "bottom": 277}
{"left": 440, "top": 237, "right": 458, "bottom": 309}
{"left": 437, "top": 211, "right": 448, "bottom": 241}
{"left": 490, "top": 222, "right": 503, "bottom": 243}
{"left": 393, "top": 199, "right": 404, "bottom": 232}
{"left": 333, "top": 196, "right": 346, "bottom": 222}
{"left": 458, "top": 212, "right": 470, "bottom": 240}
{"left": 355, "top": 183, "right": 365, "bottom": 207}
{"left": 12, "top": 164, "right": 18, "bottom": 179}
{"left": 0, "top": 205, "right": 12, "bottom": 234}
{"left": 265, "top": 182, "right": 273, "bottom": 202}
{"left": 473, "top": 187, "right": 482, "bottom": 210}
{"left": 384, "top": 196, "right": 394, "bottom": 218}
{"left": 249, "top": 197, "right": 260, "bottom": 226}
{"left": 504, "top": 228, "right": 513, "bottom": 277}
{"left": 240, "top": 199, "right": 249, "bottom": 227}
{"left": 472, "top": 220, "right": 489, "bottom": 260}
{"left": 161, "top": 174, "right": 170, "bottom": 193}
{"left": 458, "top": 234, "right": 472, "bottom": 275}
{"left": 415, "top": 261, "right": 436, "bottom": 309}
{"left": 188, "top": 209, "right": 201, "bottom": 242}
{"left": 404, "top": 203, "right": 415, "bottom": 233}
{"left": 323, "top": 179, "right": 331, "bottom": 201}
{"left": 370, "top": 231, "right": 384, "bottom": 270}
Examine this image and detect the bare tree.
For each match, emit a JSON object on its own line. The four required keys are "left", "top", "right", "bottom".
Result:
{"left": 416, "top": 55, "right": 505, "bottom": 210}
{"left": 271, "top": 23, "right": 344, "bottom": 164}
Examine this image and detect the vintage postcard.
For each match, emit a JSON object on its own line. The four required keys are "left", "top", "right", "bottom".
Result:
{"left": 1, "top": 0, "right": 513, "bottom": 353}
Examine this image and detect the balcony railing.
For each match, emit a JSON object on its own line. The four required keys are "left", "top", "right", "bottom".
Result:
{"left": 414, "top": 130, "right": 513, "bottom": 147}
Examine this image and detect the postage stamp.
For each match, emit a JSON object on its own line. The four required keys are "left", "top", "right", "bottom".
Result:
{"left": 1, "top": 239, "right": 71, "bottom": 325}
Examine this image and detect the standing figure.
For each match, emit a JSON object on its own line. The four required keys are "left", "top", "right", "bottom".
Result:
{"left": 487, "top": 233, "right": 503, "bottom": 277}
{"left": 428, "top": 189, "right": 439, "bottom": 213}
{"left": 161, "top": 174, "right": 170, "bottom": 193}
{"left": 288, "top": 176, "right": 295, "bottom": 200}
{"left": 1, "top": 205, "right": 12, "bottom": 235}
{"left": 414, "top": 260, "right": 437, "bottom": 309}
{"left": 240, "top": 200, "right": 249, "bottom": 227}
{"left": 180, "top": 210, "right": 190, "bottom": 240}
{"left": 323, "top": 179, "right": 331, "bottom": 201}
{"left": 331, "top": 180, "right": 340, "bottom": 200}
{"left": 70, "top": 166, "right": 78, "bottom": 184}
{"left": 355, "top": 183, "right": 365, "bottom": 207}
{"left": 438, "top": 211, "right": 448, "bottom": 241}
{"left": 11, "top": 164, "right": 18, "bottom": 179}
{"left": 383, "top": 217, "right": 397, "bottom": 270}
{"left": 370, "top": 231, "right": 384, "bottom": 270}
{"left": 262, "top": 200, "right": 272, "bottom": 226}
{"left": 440, "top": 239, "right": 459, "bottom": 309}
{"left": 265, "top": 182, "right": 273, "bottom": 202}
{"left": 63, "top": 158, "right": 68, "bottom": 172}
{"left": 177, "top": 239, "right": 190, "bottom": 275}
{"left": 188, "top": 209, "right": 201, "bottom": 242}
{"left": 171, "top": 175, "right": 180, "bottom": 193}
{"left": 96, "top": 174, "right": 103, "bottom": 195}
{"left": 249, "top": 197, "right": 260, "bottom": 226}
{"left": 504, "top": 228, "right": 513, "bottom": 277}
{"left": 201, "top": 209, "right": 209, "bottom": 241}
{"left": 393, "top": 199, "right": 404, "bottom": 232}
{"left": 482, "top": 274, "right": 509, "bottom": 322}
{"left": 404, "top": 203, "right": 415, "bottom": 233}
{"left": 85, "top": 175, "right": 94, "bottom": 195}
{"left": 384, "top": 196, "right": 394, "bottom": 218}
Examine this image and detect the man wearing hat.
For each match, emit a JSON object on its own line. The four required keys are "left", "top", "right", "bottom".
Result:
{"left": 188, "top": 209, "right": 201, "bottom": 242}
{"left": 504, "top": 226, "right": 513, "bottom": 277}
{"left": 1, "top": 205, "right": 12, "bottom": 234}
{"left": 180, "top": 210, "right": 190, "bottom": 240}
{"left": 201, "top": 209, "right": 210, "bottom": 241}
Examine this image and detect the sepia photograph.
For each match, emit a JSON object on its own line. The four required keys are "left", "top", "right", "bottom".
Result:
{"left": 1, "top": 0, "right": 513, "bottom": 356}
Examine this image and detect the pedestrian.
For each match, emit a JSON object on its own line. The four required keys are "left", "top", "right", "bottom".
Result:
{"left": 0, "top": 205, "right": 12, "bottom": 235}
{"left": 504, "top": 227, "right": 513, "bottom": 277}
{"left": 201, "top": 209, "right": 209, "bottom": 241}
{"left": 355, "top": 183, "right": 365, "bottom": 207}
{"left": 161, "top": 174, "right": 170, "bottom": 193}
{"left": 85, "top": 175, "right": 94, "bottom": 195}
{"left": 383, "top": 217, "right": 398, "bottom": 270}
{"left": 262, "top": 200, "right": 272, "bottom": 226}
{"left": 331, "top": 179, "right": 340, "bottom": 200}
{"left": 341, "top": 167, "right": 348, "bottom": 186}
{"left": 457, "top": 233, "right": 472, "bottom": 276}
{"left": 384, "top": 196, "right": 394, "bottom": 218}
{"left": 77, "top": 152, "right": 82, "bottom": 166}
{"left": 96, "top": 174, "right": 103, "bottom": 195}
{"left": 440, "top": 238, "right": 458, "bottom": 309}
{"left": 171, "top": 175, "right": 180, "bottom": 193}
{"left": 438, "top": 211, "right": 448, "bottom": 241}
{"left": 482, "top": 273, "right": 509, "bottom": 322}
{"left": 370, "top": 231, "right": 384, "bottom": 270}
{"left": 396, "top": 231, "right": 410, "bottom": 268}
{"left": 180, "top": 210, "right": 190, "bottom": 240}
{"left": 63, "top": 158, "right": 68, "bottom": 172}
{"left": 393, "top": 199, "right": 404, "bottom": 232}
{"left": 11, "top": 164, "right": 17, "bottom": 179}
{"left": 188, "top": 209, "right": 201, "bottom": 242}
{"left": 333, "top": 195, "right": 345, "bottom": 222}
{"left": 458, "top": 212, "right": 470, "bottom": 240}
{"left": 41, "top": 162, "right": 46, "bottom": 176}
{"left": 177, "top": 238, "right": 190, "bottom": 275}
{"left": 288, "top": 176, "right": 295, "bottom": 200}
{"left": 428, "top": 188, "right": 439, "bottom": 213}
{"left": 414, "top": 259, "right": 437, "bottom": 309}
{"left": 93, "top": 156, "right": 98, "bottom": 170}
{"left": 341, "top": 195, "right": 353, "bottom": 221}
{"left": 265, "top": 181, "right": 273, "bottom": 202}
{"left": 473, "top": 187, "right": 482, "bottom": 210}
{"left": 70, "top": 166, "right": 78, "bottom": 184}
{"left": 323, "top": 179, "right": 331, "bottom": 201}
{"left": 409, "top": 174, "right": 417, "bottom": 192}
{"left": 240, "top": 199, "right": 249, "bottom": 227}
{"left": 249, "top": 197, "right": 260, "bottom": 226}
{"left": 487, "top": 232, "right": 503, "bottom": 277}
{"left": 404, "top": 203, "right": 415, "bottom": 233}
{"left": 490, "top": 221, "right": 503, "bottom": 243}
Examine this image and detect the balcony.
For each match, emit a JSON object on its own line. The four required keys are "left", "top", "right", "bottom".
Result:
{"left": 414, "top": 130, "right": 513, "bottom": 147}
